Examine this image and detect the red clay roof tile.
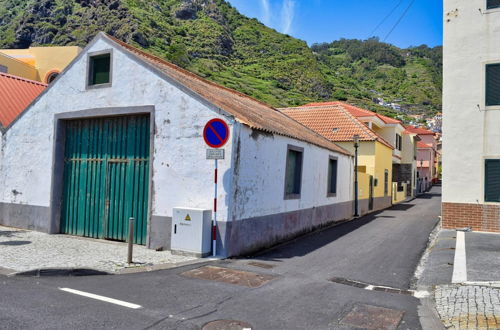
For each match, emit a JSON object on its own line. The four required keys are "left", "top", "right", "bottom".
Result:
{"left": 280, "top": 103, "right": 394, "bottom": 149}
{"left": 305, "top": 101, "right": 402, "bottom": 125}
{"left": 405, "top": 125, "right": 436, "bottom": 135}
{"left": 0, "top": 73, "right": 46, "bottom": 128}
{"left": 417, "top": 141, "right": 432, "bottom": 148}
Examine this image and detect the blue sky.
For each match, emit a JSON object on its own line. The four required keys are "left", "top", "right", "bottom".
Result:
{"left": 227, "top": 0, "right": 443, "bottom": 48}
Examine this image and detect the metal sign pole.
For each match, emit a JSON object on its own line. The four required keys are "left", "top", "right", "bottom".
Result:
{"left": 213, "top": 159, "right": 218, "bottom": 256}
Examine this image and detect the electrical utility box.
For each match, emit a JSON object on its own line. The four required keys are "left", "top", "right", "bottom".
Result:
{"left": 171, "top": 208, "right": 212, "bottom": 257}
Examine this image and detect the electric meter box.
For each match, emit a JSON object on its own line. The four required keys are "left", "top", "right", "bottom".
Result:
{"left": 171, "top": 207, "right": 212, "bottom": 257}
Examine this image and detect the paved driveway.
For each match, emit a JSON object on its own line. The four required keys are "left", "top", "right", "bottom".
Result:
{"left": 0, "top": 226, "right": 196, "bottom": 274}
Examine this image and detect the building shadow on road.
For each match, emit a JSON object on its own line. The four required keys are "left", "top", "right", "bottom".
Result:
{"left": 249, "top": 209, "right": 389, "bottom": 262}
{"left": 247, "top": 189, "right": 441, "bottom": 262}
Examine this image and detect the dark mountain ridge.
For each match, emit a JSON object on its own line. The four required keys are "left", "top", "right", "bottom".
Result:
{"left": 0, "top": 0, "right": 442, "bottom": 120}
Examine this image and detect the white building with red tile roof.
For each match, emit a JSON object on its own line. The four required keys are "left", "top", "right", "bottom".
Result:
{"left": 281, "top": 101, "right": 419, "bottom": 210}
{"left": 0, "top": 32, "right": 355, "bottom": 257}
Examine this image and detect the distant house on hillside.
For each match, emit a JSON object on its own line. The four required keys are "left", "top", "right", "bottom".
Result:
{"left": 0, "top": 32, "right": 355, "bottom": 257}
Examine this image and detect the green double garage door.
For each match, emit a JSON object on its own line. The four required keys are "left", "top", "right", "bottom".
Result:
{"left": 61, "top": 115, "right": 150, "bottom": 245}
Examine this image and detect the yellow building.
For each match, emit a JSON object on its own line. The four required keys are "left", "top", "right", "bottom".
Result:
{"left": 281, "top": 102, "right": 395, "bottom": 216}
{"left": 0, "top": 46, "right": 81, "bottom": 83}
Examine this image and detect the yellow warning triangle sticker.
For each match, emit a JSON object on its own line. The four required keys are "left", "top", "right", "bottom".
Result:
{"left": 185, "top": 214, "right": 191, "bottom": 221}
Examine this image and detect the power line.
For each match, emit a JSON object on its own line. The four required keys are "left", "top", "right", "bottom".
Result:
{"left": 369, "top": 0, "right": 404, "bottom": 37}
{"left": 383, "top": 0, "right": 417, "bottom": 42}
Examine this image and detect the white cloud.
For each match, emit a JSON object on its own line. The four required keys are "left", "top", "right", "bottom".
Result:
{"left": 260, "top": 0, "right": 271, "bottom": 25}
{"left": 281, "top": 0, "right": 296, "bottom": 35}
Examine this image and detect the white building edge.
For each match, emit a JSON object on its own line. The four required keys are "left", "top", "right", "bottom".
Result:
{"left": 443, "top": 0, "right": 500, "bottom": 232}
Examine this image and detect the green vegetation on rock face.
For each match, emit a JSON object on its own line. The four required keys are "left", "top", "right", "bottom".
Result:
{"left": 0, "top": 0, "right": 442, "bottom": 118}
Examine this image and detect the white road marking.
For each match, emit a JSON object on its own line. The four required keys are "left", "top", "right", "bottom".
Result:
{"left": 451, "top": 231, "right": 467, "bottom": 283}
{"left": 412, "top": 290, "right": 430, "bottom": 298}
{"left": 59, "top": 288, "right": 142, "bottom": 309}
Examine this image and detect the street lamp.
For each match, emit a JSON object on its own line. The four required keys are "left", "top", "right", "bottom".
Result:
{"left": 353, "top": 134, "right": 360, "bottom": 217}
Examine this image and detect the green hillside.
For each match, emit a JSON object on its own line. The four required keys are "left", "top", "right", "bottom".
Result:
{"left": 0, "top": 0, "right": 442, "bottom": 119}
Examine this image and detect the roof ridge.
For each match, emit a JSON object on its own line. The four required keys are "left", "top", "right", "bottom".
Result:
{"left": 101, "top": 33, "right": 351, "bottom": 156}
{"left": 104, "top": 34, "right": 281, "bottom": 112}
{"left": 334, "top": 104, "right": 394, "bottom": 149}
{"left": 0, "top": 72, "right": 47, "bottom": 87}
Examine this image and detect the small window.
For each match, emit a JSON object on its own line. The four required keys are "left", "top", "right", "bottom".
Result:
{"left": 46, "top": 72, "right": 59, "bottom": 84}
{"left": 486, "top": 64, "right": 500, "bottom": 106}
{"left": 384, "top": 169, "right": 389, "bottom": 196}
{"left": 88, "top": 53, "right": 111, "bottom": 86}
{"left": 327, "top": 157, "right": 338, "bottom": 196}
{"left": 485, "top": 159, "right": 500, "bottom": 202}
{"left": 395, "top": 134, "right": 402, "bottom": 151}
{"left": 0, "top": 65, "right": 7, "bottom": 73}
{"left": 487, "top": 0, "right": 500, "bottom": 9}
{"left": 284, "top": 146, "right": 303, "bottom": 199}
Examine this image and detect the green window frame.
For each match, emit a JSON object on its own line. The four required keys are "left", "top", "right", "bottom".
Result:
{"left": 284, "top": 145, "right": 303, "bottom": 199}
{"left": 327, "top": 157, "right": 338, "bottom": 196}
{"left": 88, "top": 52, "right": 111, "bottom": 87}
{"left": 485, "top": 159, "right": 500, "bottom": 202}
{"left": 487, "top": 0, "right": 500, "bottom": 10}
{"left": 486, "top": 64, "right": 500, "bottom": 106}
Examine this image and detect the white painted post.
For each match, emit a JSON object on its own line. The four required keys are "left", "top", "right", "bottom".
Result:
{"left": 213, "top": 159, "right": 218, "bottom": 256}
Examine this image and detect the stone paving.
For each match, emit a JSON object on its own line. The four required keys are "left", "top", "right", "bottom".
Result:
{"left": 0, "top": 225, "right": 197, "bottom": 274}
{"left": 435, "top": 284, "right": 500, "bottom": 329}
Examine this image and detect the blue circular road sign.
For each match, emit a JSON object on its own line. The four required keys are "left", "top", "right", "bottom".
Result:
{"left": 203, "top": 119, "right": 230, "bottom": 148}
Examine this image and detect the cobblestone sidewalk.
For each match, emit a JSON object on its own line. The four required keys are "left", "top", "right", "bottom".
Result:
{"left": 0, "top": 226, "right": 197, "bottom": 274}
{"left": 435, "top": 284, "right": 500, "bottom": 329}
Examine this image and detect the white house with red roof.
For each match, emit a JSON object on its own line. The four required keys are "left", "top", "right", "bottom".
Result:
{"left": 282, "top": 101, "right": 420, "bottom": 207}
{"left": 0, "top": 32, "right": 355, "bottom": 257}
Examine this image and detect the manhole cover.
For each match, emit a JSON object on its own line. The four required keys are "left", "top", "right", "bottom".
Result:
{"left": 202, "top": 320, "right": 252, "bottom": 330}
{"left": 247, "top": 261, "right": 275, "bottom": 269}
{"left": 181, "top": 266, "right": 276, "bottom": 288}
{"left": 340, "top": 304, "right": 404, "bottom": 330}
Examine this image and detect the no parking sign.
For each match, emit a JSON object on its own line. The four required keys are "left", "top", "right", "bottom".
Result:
{"left": 203, "top": 118, "right": 230, "bottom": 256}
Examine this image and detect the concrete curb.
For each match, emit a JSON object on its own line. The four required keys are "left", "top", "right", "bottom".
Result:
{"left": 5, "top": 256, "right": 223, "bottom": 277}
{"left": 417, "top": 292, "right": 446, "bottom": 330}
{"left": 11, "top": 268, "right": 111, "bottom": 277}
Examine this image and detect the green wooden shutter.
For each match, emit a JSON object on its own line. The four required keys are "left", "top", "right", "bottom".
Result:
{"left": 486, "top": 64, "right": 500, "bottom": 106}
{"left": 61, "top": 115, "right": 150, "bottom": 244}
{"left": 487, "top": 0, "right": 500, "bottom": 9}
{"left": 485, "top": 160, "right": 500, "bottom": 202}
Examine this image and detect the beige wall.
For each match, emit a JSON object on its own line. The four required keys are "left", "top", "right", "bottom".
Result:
{"left": 0, "top": 53, "right": 38, "bottom": 80}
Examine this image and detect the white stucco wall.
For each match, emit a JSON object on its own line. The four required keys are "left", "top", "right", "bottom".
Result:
{"left": 443, "top": 0, "right": 500, "bottom": 203}
{"left": 0, "top": 37, "right": 234, "bottom": 222}
{"left": 232, "top": 124, "right": 353, "bottom": 220}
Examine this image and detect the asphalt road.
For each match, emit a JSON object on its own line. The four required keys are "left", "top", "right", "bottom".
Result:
{"left": 0, "top": 187, "right": 442, "bottom": 330}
